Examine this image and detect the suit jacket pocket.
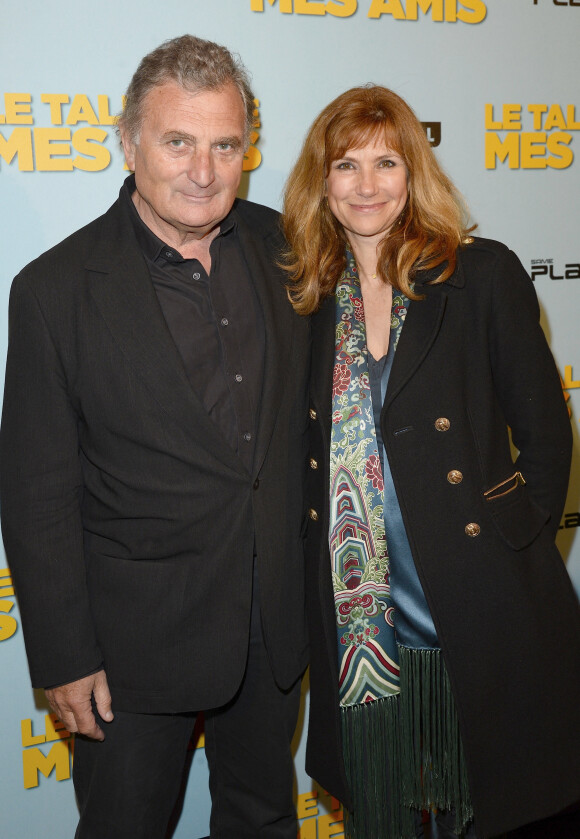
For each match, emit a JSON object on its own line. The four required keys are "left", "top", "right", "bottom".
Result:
{"left": 484, "top": 476, "right": 550, "bottom": 551}
{"left": 86, "top": 552, "right": 189, "bottom": 691}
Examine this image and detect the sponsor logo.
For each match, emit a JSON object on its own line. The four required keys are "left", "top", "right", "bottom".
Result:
{"left": 531, "top": 259, "right": 580, "bottom": 280}
{"left": 560, "top": 512, "right": 580, "bottom": 530}
{"left": 533, "top": 0, "right": 580, "bottom": 6}
{"left": 422, "top": 121, "right": 441, "bottom": 147}
{"left": 485, "top": 103, "right": 579, "bottom": 169}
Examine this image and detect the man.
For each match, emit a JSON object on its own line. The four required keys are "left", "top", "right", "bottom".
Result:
{"left": 0, "top": 35, "right": 309, "bottom": 839}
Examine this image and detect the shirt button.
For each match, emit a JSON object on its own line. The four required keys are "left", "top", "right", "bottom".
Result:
{"left": 243, "top": 432, "right": 252, "bottom": 442}
{"left": 309, "top": 408, "right": 317, "bottom": 420}
{"left": 309, "top": 458, "right": 318, "bottom": 470}
{"left": 235, "top": 373, "right": 243, "bottom": 383}
{"left": 221, "top": 318, "right": 229, "bottom": 327}
{"left": 192, "top": 272, "right": 201, "bottom": 280}
{"left": 308, "top": 508, "right": 319, "bottom": 522}
{"left": 435, "top": 417, "right": 451, "bottom": 432}
{"left": 165, "top": 250, "right": 174, "bottom": 259}
{"left": 465, "top": 522, "right": 481, "bottom": 537}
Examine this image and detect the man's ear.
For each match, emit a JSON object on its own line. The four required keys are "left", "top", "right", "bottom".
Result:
{"left": 120, "top": 128, "right": 136, "bottom": 173}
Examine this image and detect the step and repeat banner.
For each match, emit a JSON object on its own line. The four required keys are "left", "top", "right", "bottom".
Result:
{"left": 1, "top": 1, "right": 578, "bottom": 837}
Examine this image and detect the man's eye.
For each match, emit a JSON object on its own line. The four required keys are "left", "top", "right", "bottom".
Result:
{"left": 170, "top": 139, "right": 184, "bottom": 148}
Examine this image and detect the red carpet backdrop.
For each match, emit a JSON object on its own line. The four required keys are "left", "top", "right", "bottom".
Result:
{"left": 1, "top": 1, "right": 578, "bottom": 836}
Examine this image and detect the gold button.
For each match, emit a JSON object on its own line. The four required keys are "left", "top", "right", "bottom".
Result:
{"left": 447, "top": 470, "right": 463, "bottom": 484}
{"left": 309, "top": 458, "right": 318, "bottom": 470}
{"left": 308, "top": 508, "right": 319, "bottom": 522}
{"left": 309, "top": 408, "right": 317, "bottom": 420}
{"left": 462, "top": 236, "right": 474, "bottom": 245}
{"left": 435, "top": 417, "right": 450, "bottom": 432}
{"left": 465, "top": 522, "right": 480, "bottom": 537}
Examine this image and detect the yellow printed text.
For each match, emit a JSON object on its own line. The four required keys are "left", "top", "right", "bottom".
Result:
{"left": 23, "top": 740, "right": 73, "bottom": 789}
{"left": 22, "top": 714, "right": 73, "bottom": 789}
{"left": 485, "top": 103, "right": 578, "bottom": 169}
{"left": 244, "top": 99, "right": 262, "bottom": 172}
{"left": 298, "top": 789, "right": 344, "bottom": 838}
{"left": 563, "top": 367, "right": 580, "bottom": 390}
{"left": 250, "top": 0, "right": 487, "bottom": 19}
{"left": 0, "top": 569, "right": 17, "bottom": 641}
{"left": 250, "top": 0, "right": 358, "bottom": 14}
{"left": 367, "top": 0, "right": 487, "bottom": 21}
{"left": 0, "top": 127, "right": 111, "bottom": 171}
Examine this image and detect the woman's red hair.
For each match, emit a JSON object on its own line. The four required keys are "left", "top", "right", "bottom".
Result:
{"left": 282, "top": 85, "right": 474, "bottom": 314}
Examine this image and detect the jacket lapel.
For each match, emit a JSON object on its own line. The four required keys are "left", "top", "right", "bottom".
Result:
{"left": 235, "top": 209, "right": 295, "bottom": 477}
{"left": 85, "top": 201, "right": 248, "bottom": 473}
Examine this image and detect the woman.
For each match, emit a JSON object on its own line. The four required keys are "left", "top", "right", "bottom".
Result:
{"left": 282, "top": 86, "right": 580, "bottom": 839}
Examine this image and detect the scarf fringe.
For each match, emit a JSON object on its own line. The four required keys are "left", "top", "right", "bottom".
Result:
{"left": 342, "top": 693, "right": 416, "bottom": 839}
{"left": 341, "top": 647, "right": 473, "bottom": 839}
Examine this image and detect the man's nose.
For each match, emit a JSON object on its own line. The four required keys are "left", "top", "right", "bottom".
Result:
{"left": 186, "top": 148, "right": 215, "bottom": 188}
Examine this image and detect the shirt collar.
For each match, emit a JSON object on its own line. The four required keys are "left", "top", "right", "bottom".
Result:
{"left": 121, "top": 174, "right": 237, "bottom": 263}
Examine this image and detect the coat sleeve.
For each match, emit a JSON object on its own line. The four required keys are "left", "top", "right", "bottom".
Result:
{"left": 486, "top": 246, "right": 572, "bottom": 538}
{"left": 0, "top": 274, "right": 102, "bottom": 687}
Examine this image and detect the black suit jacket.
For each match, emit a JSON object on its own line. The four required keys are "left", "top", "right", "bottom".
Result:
{"left": 0, "top": 189, "right": 309, "bottom": 713}
{"left": 304, "top": 238, "right": 580, "bottom": 837}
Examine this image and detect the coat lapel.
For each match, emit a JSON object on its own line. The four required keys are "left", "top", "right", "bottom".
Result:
{"left": 310, "top": 276, "right": 452, "bottom": 420}
{"left": 384, "top": 284, "right": 448, "bottom": 408}
{"left": 311, "top": 295, "right": 336, "bottom": 432}
{"left": 85, "top": 202, "right": 248, "bottom": 474}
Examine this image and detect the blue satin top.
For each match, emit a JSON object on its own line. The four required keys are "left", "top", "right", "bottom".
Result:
{"left": 368, "top": 348, "right": 439, "bottom": 650}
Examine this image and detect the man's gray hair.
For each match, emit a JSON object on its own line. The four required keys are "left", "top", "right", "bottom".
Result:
{"left": 118, "top": 34, "right": 255, "bottom": 145}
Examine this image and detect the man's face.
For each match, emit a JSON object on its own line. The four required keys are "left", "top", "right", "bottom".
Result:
{"left": 121, "top": 80, "right": 246, "bottom": 243}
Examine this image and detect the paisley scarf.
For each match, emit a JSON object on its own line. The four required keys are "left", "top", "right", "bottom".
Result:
{"left": 329, "top": 249, "right": 407, "bottom": 707}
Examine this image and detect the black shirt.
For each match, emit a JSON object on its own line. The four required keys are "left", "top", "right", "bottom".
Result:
{"left": 122, "top": 176, "right": 265, "bottom": 474}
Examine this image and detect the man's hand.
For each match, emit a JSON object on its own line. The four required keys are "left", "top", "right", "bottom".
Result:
{"left": 45, "top": 670, "right": 114, "bottom": 741}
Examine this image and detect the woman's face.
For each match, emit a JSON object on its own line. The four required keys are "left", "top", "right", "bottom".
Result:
{"left": 325, "top": 138, "right": 408, "bottom": 250}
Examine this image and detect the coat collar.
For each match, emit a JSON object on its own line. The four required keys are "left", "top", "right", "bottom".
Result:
{"left": 85, "top": 189, "right": 293, "bottom": 477}
{"left": 414, "top": 251, "right": 465, "bottom": 289}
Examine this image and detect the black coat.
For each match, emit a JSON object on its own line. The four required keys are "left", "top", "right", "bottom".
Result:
{"left": 0, "top": 191, "right": 309, "bottom": 712}
{"left": 304, "top": 238, "right": 580, "bottom": 838}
